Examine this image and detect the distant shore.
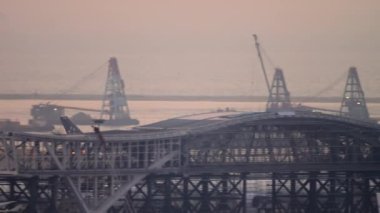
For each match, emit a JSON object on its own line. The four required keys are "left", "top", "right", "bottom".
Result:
{"left": 1, "top": 93, "right": 380, "bottom": 103}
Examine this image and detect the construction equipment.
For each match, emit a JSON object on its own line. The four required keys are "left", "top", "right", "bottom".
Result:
{"left": 253, "top": 34, "right": 271, "bottom": 94}
{"left": 26, "top": 57, "right": 139, "bottom": 129}
{"left": 100, "top": 57, "right": 139, "bottom": 126}
{"left": 266, "top": 68, "right": 291, "bottom": 111}
{"left": 253, "top": 35, "right": 293, "bottom": 111}
{"left": 29, "top": 103, "right": 101, "bottom": 126}
{"left": 60, "top": 116, "right": 83, "bottom": 134}
{"left": 340, "top": 67, "right": 370, "bottom": 120}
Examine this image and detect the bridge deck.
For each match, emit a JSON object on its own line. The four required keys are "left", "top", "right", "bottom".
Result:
{"left": 0, "top": 109, "right": 379, "bottom": 212}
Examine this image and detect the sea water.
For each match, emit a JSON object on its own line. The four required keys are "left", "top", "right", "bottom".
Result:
{"left": 0, "top": 99, "right": 379, "bottom": 132}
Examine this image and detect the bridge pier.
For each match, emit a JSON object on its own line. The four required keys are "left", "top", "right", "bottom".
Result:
{"left": 0, "top": 176, "right": 58, "bottom": 213}
{"left": 270, "top": 172, "right": 380, "bottom": 213}
{"left": 128, "top": 173, "right": 246, "bottom": 213}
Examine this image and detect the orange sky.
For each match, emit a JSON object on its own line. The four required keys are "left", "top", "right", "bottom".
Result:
{"left": 0, "top": 0, "right": 379, "bottom": 96}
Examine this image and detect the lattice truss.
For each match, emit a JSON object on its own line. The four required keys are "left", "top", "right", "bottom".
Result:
{"left": 340, "top": 67, "right": 369, "bottom": 120}
{"left": 271, "top": 172, "right": 380, "bottom": 213}
{"left": 101, "top": 57, "right": 131, "bottom": 121}
{"left": 267, "top": 68, "right": 291, "bottom": 111}
{"left": 0, "top": 177, "right": 58, "bottom": 212}
{"left": 185, "top": 119, "right": 380, "bottom": 166}
{"left": 0, "top": 115, "right": 379, "bottom": 212}
{"left": 128, "top": 174, "right": 246, "bottom": 213}
{"left": 0, "top": 134, "right": 181, "bottom": 213}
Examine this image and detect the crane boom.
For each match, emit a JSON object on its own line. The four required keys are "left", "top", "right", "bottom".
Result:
{"left": 59, "top": 105, "right": 106, "bottom": 113}
{"left": 253, "top": 34, "right": 271, "bottom": 94}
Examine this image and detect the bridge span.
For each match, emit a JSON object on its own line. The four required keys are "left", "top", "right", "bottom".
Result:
{"left": 0, "top": 109, "right": 379, "bottom": 212}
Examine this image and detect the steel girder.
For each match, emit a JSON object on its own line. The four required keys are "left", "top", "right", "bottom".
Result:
{"left": 184, "top": 118, "right": 380, "bottom": 171}
{"left": 0, "top": 116, "right": 379, "bottom": 212}
{"left": 0, "top": 134, "right": 182, "bottom": 212}
{"left": 128, "top": 174, "right": 246, "bottom": 213}
{"left": 270, "top": 172, "right": 380, "bottom": 213}
{"left": 0, "top": 176, "right": 58, "bottom": 213}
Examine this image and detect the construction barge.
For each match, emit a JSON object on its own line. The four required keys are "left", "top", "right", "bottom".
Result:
{"left": 0, "top": 57, "right": 139, "bottom": 132}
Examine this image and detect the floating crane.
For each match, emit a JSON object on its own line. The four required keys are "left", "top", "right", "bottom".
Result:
{"left": 29, "top": 57, "right": 139, "bottom": 128}
{"left": 30, "top": 103, "right": 104, "bottom": 126}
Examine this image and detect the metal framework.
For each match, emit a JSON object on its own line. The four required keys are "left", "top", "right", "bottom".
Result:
{"left": 267, "top": 68, "right": 291, "bottom": 111}
{"left": 271, "top": 172, "right": 380, "bottom": 213}
{"left": 340, "top": 67, "right": 369, "bottom": 120}
{"left": 0, "top": 176, "right": 58, "bottom": 213}
{"left": 0, "top": 110, "right": 379, "bottom": 212}
{"left": 101, "top": 57, "right": 132, "bottom": 121}
{"left": 0, "top": 133, "right": 181, "bottom": 212}
{"left": 129, "top": 174, "right": 246, "bottom": 213}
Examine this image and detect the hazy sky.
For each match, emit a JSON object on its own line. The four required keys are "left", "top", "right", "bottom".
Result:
{"left": 0, "top": 0, "right": 379, "bottom": 97}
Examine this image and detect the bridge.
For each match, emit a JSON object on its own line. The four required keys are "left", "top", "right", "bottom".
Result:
{"left": 0, "top": 67, "right": 379, "bottom": 212}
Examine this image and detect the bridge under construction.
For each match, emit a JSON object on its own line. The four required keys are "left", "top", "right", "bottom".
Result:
{"left": 0, "top": 63, "right": 379, "bottom": 213}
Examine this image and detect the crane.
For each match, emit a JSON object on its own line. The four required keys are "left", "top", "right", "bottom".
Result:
{"left": 252, "top": 34, "right": 271, "bottom": 94}
{"left": 56, "top": 105, "right": 105, "bottom": 113}
{"left": 30, "top": 103, "right": 107, "bottom": 126}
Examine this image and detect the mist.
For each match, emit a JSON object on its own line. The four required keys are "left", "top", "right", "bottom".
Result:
{"left": 0, "top": 0, "right": 379, "bottom": 97}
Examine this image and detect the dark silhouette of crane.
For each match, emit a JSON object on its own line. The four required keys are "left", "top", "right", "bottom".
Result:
{"left": 340, "top": 67, "right": 370, "bottom": 120}
{"left": 266, "top": 68, "right": 291, "bottom": 111}
{"left": 28, "top": 57, "right": 139, "bottom": 128}
{"left": 253, "top": 35, "right": 292, "bottom": 111}
{"left": 100, "top": 57, "right": 139, "bottom": 125}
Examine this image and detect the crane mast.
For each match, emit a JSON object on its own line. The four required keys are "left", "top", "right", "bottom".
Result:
{"left": 253, "top": 34, "right": 271, "bottom": 94}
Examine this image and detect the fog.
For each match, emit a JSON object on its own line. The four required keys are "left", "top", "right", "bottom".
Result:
{"left": 1, "top": 0, "right": 379, "bottom": 97}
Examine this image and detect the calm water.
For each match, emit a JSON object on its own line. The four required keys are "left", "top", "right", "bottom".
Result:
{"left": 1, "top": 99, "right": 380, "bottom": 131}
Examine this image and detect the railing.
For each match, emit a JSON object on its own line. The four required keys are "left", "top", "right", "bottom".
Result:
{"left": 0, "top": 135, "right": 18, "bottom": 175}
